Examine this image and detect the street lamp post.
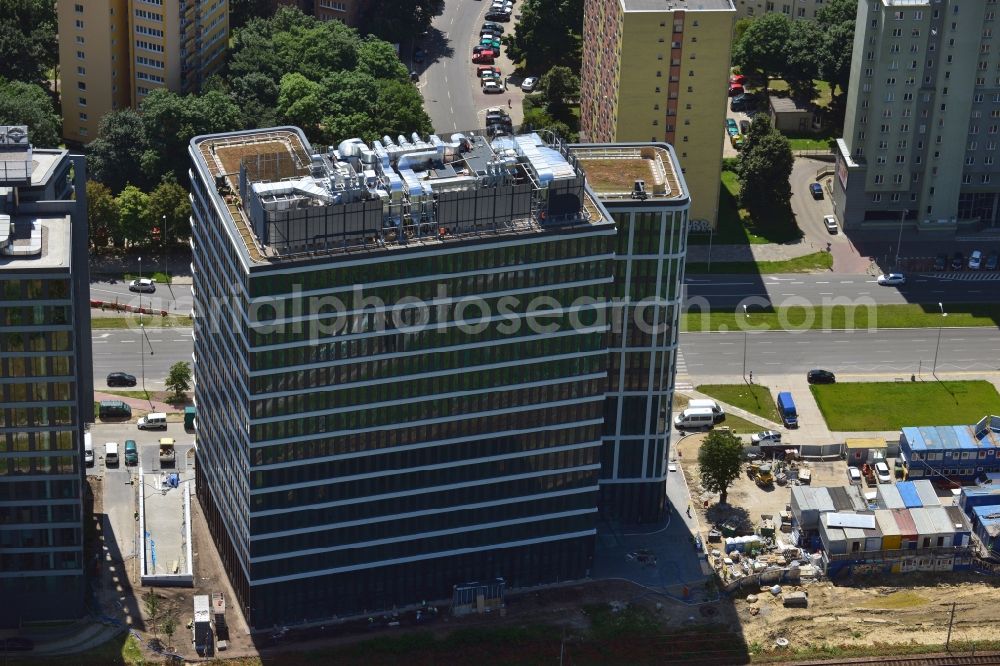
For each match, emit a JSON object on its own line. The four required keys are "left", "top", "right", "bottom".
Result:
{"left": 932, "top": 302, "right": 947, "bottom": 376}
{"left": 742, "top": 305, "right": 749, "bottom": 381}
{"left": 162, "top": 214, "right": 168, "bottom": 281}
{"left": 137, "top": 256, "right": 142, "bottom": 326}
{"left": 894, "top": 209, "right": 906, "bottom": 268}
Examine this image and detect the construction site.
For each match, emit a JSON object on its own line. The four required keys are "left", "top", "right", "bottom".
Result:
{"left": 674, "top": 430, "right": 1000, "bottom": 658}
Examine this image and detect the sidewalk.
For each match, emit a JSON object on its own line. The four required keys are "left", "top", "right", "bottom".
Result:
{"left": 685, "top": 241, "right": 827, "bottom": 264}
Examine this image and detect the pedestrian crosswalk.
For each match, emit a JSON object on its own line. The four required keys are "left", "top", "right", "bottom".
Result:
{"left": 924, "top": 271, "right": 1000, "bottom": 281}
{"left": 674, "top": 349, "right": 693, "bottom": 391}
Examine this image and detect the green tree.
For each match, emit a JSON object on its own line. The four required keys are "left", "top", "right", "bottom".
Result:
{"left": 87, "top": 109, "right": 149, "bottom": 193}
{"left": 356, "top": 37, "right": 410, "bottom": 82}
{"left": 816, "top": 0, "right": 858, "bottom": 29}
{"left": 732, "top": 18, "right": 754, "bottom": 53}
{"left": 361, "top": 0, "right": 444, "bottom": 44}
{"left": 142, "top": 590, "right": 162, "bottom": 640}
{"left": 139, "top": 89, "right": 243, "bottom": 185}
{"left": 0, "top": 0, "right": 58, "bottom": 85}
{"left": 540, "top": 66, "right": 580, "bottom": 108}
{"left": 147, "top": 177, "right": 192, "bottom": 244}
{"left": 819, "top": 22, "right": 855, "bottom": 97}
{"left": 738, "top": 123, "right": 794, "bottom": 224}
{"left": 86, "top": 181, "right": 119, "bottom": 249}
{"left": 116, "top": 186, "right": 152, "bottom": 247}
{"left": 0, "top": 78, "right": 60, "bottom": 147}
{"left": 697, "top": 429, "right": 744, "bottom": 505}
{"left": 503, "top": 0, "right": 584, "bottom": 73}
{"left": 732, "top": 13, "right": 791, "bottom": 93}
{"left": 276, "top": 73, "right": 326, "bottom": 135}
{"left": 783, "top": 20, "right": 822, "bottom": 97}
{"left": 165, "top": 361, "right": 192, "bottom": 399}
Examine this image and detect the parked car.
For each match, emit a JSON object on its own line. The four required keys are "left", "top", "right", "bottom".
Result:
{"left": 987, "top": 250, "right": 999, "bottom": 271}
{"left": 951, "top": 251, "right": 965, "bottom": 270}
{"left": 730, "top": 94, "right": 752, "bottom": 111}
{"left": 728, "top": 84, "right": 745, "bottom": 97}
{"left": 482, "top": 80, "right": 504, "bottom": 94}
{"left": 933, "top": 253, "right": 948, "bottom": 270}
{"left": 968, "top": 249, "right": 983, "bottom": 270}
{"left": 823, "top": 215, "right": 839, "bottom": 234}
{"left": 725, "top": 118, "right": 738, "bottom": 134}
{"left": 809, "top": 182, "right": 824, "bottom": 199}
{"left": 847, "top": 466, "right": 862, "bottom": 485}
{"left": 482, "top": 21, "right": 505, "bottom": 33}
{"left": 876, "top": 272, "right": 906, "bottom": 285}
{"left": 480, "top": 37, "right": 501, "bottom": 50}
{"left": 807, "top": 369, "right": 836, "bottom": 384}
{"left": 1, "top": 637, "right": 34, "bottom": 652}
{"left": 413, "top": 48, "right": 425, "bottom": 63}
{"left": 521, "top": 76, "right": 538, "bottom": 92}
{"left": 472, "top": 52, "right": 496, "bottom": 64}
{"left": 730, "top": 74, "right": 747, "bottom": 86}
{"left": 410, "top": 70, "right": 419, "bottom": 81}
{"left": 107, "top": 371, "right": 136, "bottom": 387}
{"left": 129, "top": 278, "right": 155, "bottom": 293}
{"left": 739, "top": 119, "right": 750, "bottom": 134}
{"left": 485, "top": 10, "right": 510, "bottom": 20}
{"left": 875, "top": 462, "right": 892, "bottom": 484}
{"left": 731, "top": 134, "right": 745, "bottom": 150}
{"left": 124, "top": 439, "right": 139, "bottom": 466}
{"left": 751, "top": 430, "right": 782, "bottom": 445}
{"left": 477, "top": 65, "right": 499, "bottom": 78}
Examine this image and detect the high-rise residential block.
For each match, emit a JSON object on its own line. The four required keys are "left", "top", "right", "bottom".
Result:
{"left": 58, "top": 0, "right": 229, "bottom": 144}
{"left": 580, "top": 0, "right": 735, "bottom": 229}
{"left": 0, "top": 126, "right": 93, "bottom": 623}
{"left": 188, "top": 126, "right": 689, "bottom": 629}
{"left": 733, "top": 0, "right": 823, "bottom": 19}
{"left": 833, "top": 0, "right": 1000, "bottom": 232}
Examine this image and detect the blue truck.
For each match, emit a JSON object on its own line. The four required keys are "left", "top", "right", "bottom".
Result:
{"left": 777, "top": 391, "right": 798, "bottom": 428}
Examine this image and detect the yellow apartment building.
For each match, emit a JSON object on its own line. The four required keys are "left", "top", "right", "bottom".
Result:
{"left": 580, "top": 0, "right": 735, "bottom": 229}
{"left": 58, "top": 0, "right": 229, "bottom": 144}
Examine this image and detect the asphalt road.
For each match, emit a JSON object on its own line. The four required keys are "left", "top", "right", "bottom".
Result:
{"left": 419, "top": 0, "right": 488, "bottom": 133}
{"left": 92, "top": 327, "right": 193, "bottom": 390}
{"left": 90, "top": 280, "right": 193, "bottom": 314}
{"left": 678, "top": 327, "right": 1000, "bottom": 379}
{"left": 683, "top": 272, "right": 1000, "bottom": 309}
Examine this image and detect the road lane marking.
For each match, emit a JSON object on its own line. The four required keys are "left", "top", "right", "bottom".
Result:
{"left": 815, "top": 281, "right": 829, "bottom": 284}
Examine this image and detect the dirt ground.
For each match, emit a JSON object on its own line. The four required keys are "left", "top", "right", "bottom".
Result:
{"left": 675, "top": 433, "right": 1000, "bottom": 656}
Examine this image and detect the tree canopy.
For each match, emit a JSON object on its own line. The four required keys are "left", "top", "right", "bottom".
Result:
{"left": 0, "top": 0, "right": 58, "bottom": 86}
{"left": 503, "top": 0, "right": 584, "bottom": 74}
{"left": 738, "top": 115, "right": 794, "bottom": 225}
{"left": 732, "top": 13, "right": 791, "bottom": 92}
{"left": 697, "top": 429, "right": 744, "bottom": 505}
{"left": 87, "top": 109, "right": 149, "bottom": 193}
{"left": 0, "top": 77, "right": 60, "bottom": 147}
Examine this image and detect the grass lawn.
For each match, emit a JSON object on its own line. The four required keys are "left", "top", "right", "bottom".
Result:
{"left": 681, "top": 302, "right": 1000, "bottom": 332}
{"left": 767, "top": 78, "right": 833, "bottom": 107}
{"left": 675, "top": 393, "right": 762, "bottom": 433}
{"left": 91, "top": 315, "right": 192, "bottom": 329}
{"left": 122, "top": 271, "right": 172, "bottom": 284}
{"left": 697, "top": 384, "right": 780, "bottom": 423}
{"left": 685, "top": 251, "right": 832, "bottom": 275}
{"left": 688, "top": 171, "right": 803, "bottom": 246}
{"left": 787, "top": 136, "right": 836, "bottom": 151}
{"left": 811, "top": 380, "right": 1000, "bottom": 431}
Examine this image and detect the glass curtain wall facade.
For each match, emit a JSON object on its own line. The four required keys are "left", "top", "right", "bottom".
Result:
{"left": 0, "top": 150, "right": 91, "bottom": 623}
{"left": 599, "top": 205, "right": 688, "bottom": 523}
{"left": 190, "top": 161, "right": 616, "bottom": 627}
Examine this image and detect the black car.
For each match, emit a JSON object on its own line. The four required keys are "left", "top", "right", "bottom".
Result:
{"left": 807, "top": 369, "right": 836, "bottom": 384}
{"left": 485, "top": 10, "right": 511, "bottom": 20}
{"left": 413, "top": 48, "right": 425, "bottom": 63}
{"left": 951, "top": 251, "right": 965, "bottom": 270}
{"left": 1, "top": 637, "right": 35, "bottom": 652}
{"left": 986, "top": 250, "right": 999, "bottom": 271}
{"left": 933, "top": 253, "right": 947, "bottom": 271}
{"left": 107, "top": 372, "right": 137, "bottom": 387}
{"left": 482, "top": 21, "right": 505, "bottom": 34}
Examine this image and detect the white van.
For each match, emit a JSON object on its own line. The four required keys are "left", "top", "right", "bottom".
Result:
{"left": 105, "top": 442, "right": 120, "bottom": 467}
{"left": 686, "top": 399, "right": 725, "bottom": 423}
{"left": 673, "top": 407, "right": 716, "bottom": 430}
{"left": 84, "top": 433, "right": 94, "bottom": 467}
{"left": 137, "top": 412, "right": 167, "bottom": 430}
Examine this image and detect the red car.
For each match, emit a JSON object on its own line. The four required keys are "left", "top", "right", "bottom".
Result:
{"left": 472, "top": 52, "right": 496, "bottom": 64}
{"left": 477, "top": 65, "right": 500, "bottom": 78}
{"left": 728, "top": 84, "right": 745, "bottom": 97}
{"left": 730, "top": 74, "right": 747, "bottom": 86}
